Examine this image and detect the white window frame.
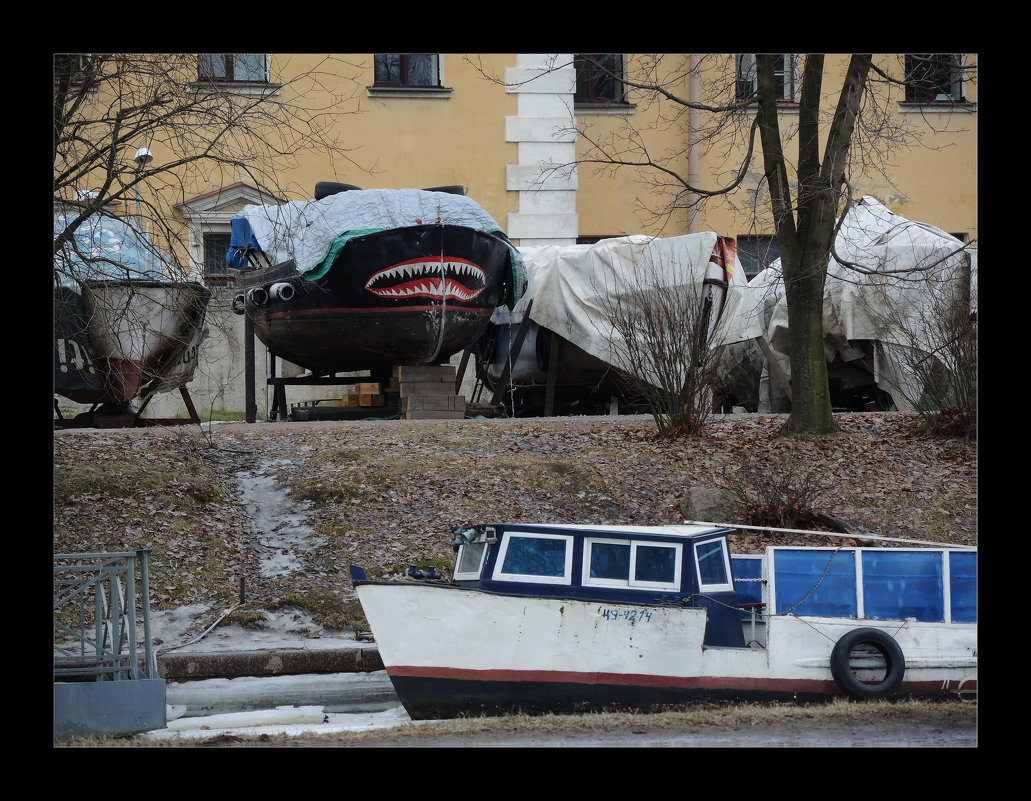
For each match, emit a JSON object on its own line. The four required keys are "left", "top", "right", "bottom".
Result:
{"left": 177, "top": 183, "right": 283, "bottom": 284}
{"left": 583, "top": 537, "right": 682, "bottom": 591}
{"left": 694, "top": 536, "right": 734, "bottom": 593}
{"left": 737, "top": 54, "right": 800, "bottom": 103}
{"left": 453, "top": 541, "right": 488, "bottom": 581}
{"left": 492, "top": 531, "right": 573, "bottom": 585}
{"left": 367, "top": 54, "right": 451, "bottom": 99}
{"left": 198, "top": 53, "right": 269, "bottom": 83}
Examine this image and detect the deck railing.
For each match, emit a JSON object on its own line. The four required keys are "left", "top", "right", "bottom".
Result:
{"left": 54, "top": 550, "right": 158, "bottom": 681}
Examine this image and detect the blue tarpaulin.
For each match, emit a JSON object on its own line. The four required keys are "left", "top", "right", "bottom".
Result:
{"left": 54, "top": 210, "right": 174, "bottom": 285}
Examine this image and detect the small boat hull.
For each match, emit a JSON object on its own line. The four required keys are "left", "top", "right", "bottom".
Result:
{"left": 54, "top": 280, "right": 210, "bottom": 406}
{"left": 238, "top": 224, "right": 513, "bottom": 373}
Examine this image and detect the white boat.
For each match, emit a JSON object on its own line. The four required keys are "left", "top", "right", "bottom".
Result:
{"left": 54, "top": 209, "right": 210, "bottom": 421}
{"left": 350, "top": 522, "right": 976, "bottom": 720}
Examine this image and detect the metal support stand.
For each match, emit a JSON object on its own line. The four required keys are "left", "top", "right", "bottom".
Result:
{"left": 489, "top": 299, "right": 534, "bottom": 410}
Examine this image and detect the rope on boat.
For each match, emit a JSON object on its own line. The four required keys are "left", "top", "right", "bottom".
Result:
{"left": 683, "top": 520, "right": 976, "bottom": 550}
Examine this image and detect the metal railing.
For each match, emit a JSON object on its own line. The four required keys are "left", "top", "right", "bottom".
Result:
{"left": 54, "top": 550, "right": 158, "bottom": 681}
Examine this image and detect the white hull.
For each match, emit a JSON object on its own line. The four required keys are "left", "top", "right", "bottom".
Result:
{"left": 356, "top": 581, "right": 976, "bottom": 718}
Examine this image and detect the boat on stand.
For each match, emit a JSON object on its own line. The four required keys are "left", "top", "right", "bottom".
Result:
{"left": 227, "top": 185, "right": 523, "bottom": 376}
{"left": 54, "top": 208, "right": 211, "bottom": 427}
{"left": 350, "top": 521, "right": 976, "bottom": 720}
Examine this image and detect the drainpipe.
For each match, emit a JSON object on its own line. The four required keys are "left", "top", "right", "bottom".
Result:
{"left": 688, "top": 55, "right": 701, "bottom": 234}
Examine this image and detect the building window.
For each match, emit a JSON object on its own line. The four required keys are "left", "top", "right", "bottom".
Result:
{"left": 736, "top": 54, "right": 799, "bottom": 103}
{"left": 574, "top": 54, "right": 626, "bottom": 105}
{"left": 736, "top": 234, "right": 780, "bottom": 280}
{"left": 374, "top": 54, "right": 441, "bottom": 88}
{"left": 198, "top": 54, "right": 268, "bottom": 83}
{"left": 203, "top": 232, "right": 232, "bottom": 283}
{"left": 904, "top": 54, "right": 964, "bottom": 102}
{"left": 55, "top": 53, "right": 97, "bottom": 87}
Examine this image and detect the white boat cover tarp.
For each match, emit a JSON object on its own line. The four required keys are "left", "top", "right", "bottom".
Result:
{"left": 237, "top": 189, "right": 507, "bottom": 275}
{"left": 497, "top": 234, "right": 761, "bottom": 385}
{"left": 723, "top": 196, "right": 977, "bottom": 412}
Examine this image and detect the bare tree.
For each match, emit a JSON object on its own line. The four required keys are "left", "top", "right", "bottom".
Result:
{"left": 486, "top": 54, "right": 977, "bottom": 435}
{"left": 858, "top": 251, "right": 977, "bottom": 439}
{"left": 53, "top": 53, "right": 367, "bottom": 420}
{"left": 580, "top": 237, "right": 730, "bottom": 437}
{"left": 54, "top": 53, "right": 366, "bottom": 282}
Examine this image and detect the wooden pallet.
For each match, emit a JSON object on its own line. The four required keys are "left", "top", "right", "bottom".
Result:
{"left": 395, "top": 364, "right": 465, "bottom": 419}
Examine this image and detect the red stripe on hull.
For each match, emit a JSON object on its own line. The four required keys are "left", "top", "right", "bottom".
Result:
{"left": 387, "top": 665, "right": 837, "bottom": 694}
{"left": 257, "top": 305, "right": 493, "bottom": 321}
{"left": 387, "top": 665, "right": 976, "bottom": 697}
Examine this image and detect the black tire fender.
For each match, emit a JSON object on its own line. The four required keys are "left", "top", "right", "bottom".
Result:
{"left": 830, "top": 627, "right": 906, "bottom": 699}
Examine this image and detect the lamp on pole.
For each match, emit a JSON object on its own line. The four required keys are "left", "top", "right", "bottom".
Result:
{"left": 133, "top": 148, "right": 153, "bottom": 229}
{"left": 133, "top": 148, "right": 153, "bottom": 271}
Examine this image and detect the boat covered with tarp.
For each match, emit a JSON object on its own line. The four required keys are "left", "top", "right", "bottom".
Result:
{"left": 717, "top": 196, "right": 977, "bottom": 412}
{"left": 53, "top": 208, "right": 211, "bottom": 418}
{"left": 476, "top": 233, "right": 746, "bottom": 415}
{"left": 227, "top": 186, "right": 523, "bottom": 374}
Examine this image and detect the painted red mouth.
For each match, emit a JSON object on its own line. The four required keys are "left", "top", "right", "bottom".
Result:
{"left": 365, "top": 257, "right": 487, "bottom": 302}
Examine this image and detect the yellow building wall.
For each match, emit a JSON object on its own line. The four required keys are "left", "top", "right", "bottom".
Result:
{"left": 120, "top": 53, "right": 974, "bottom": 269}
{"left": 574, "top": 54, "right": 977, "bottom": 244}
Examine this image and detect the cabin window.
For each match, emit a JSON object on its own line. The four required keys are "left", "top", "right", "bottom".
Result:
{"left": 454, "top": 542, "right": 487, "bottom": 580}
{"left": 694, "top": 537, "right": 734, "bottom": 593}
{"left": 862, "top": 550, "right": 945, "bottom": 622}
{"left": 494, "top": 532, "right": 573, "bottom": 585}
{"left": 949, "top": 551, "right": 977, "bottom": 623}
{"left": 770, "top": 547, "right": 976, "bottom": 623}
{"left": 584, "top": 538, "right": 681, "bottom": 591}
{"left": 771, "top": 549, "right": 858, "bottom": 617}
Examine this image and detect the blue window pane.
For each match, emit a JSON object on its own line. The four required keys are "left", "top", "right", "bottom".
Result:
{"left": 375, "top": 54, "right": 401, "bottom": 84}
{"left": 863, "top": 551, "right": 944, "bottom": 622}
{"left": 406, "top": 54, "right": 438, "bottom": 86}
{"left": 635, "top": 545, "right": 675, "bottom": 583}
{"left": 696, "top": 540, "right": 728, "bottom": 585}
{"left": 590, "top": 542, "right": 629, "bottom": 580}
{"left": 950, "top": 551, "right": 977, "bottom": 623}
{"left": 732, "top": 556, "right": 763, "bottom": 608}
{"left": 234, "top": 54, "right": 266, "bottom": 82}
{"left": 774, "top": 550, "right": 857, "bottom": 616}
{"left": 502, "top": 537, "right": 567, "bottom": 577}
{"left": 198, "top": 54, "right": 225, "bottom": 79}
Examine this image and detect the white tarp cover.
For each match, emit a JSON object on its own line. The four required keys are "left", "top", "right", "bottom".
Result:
{"left": 732, "top": 196, "right": 977, "bottom": 412}
{"left": 497, "top": 234, "right": 759, "bottom": 385}
{"left": 237, "top": 189, "right": 506, "bottom": 275}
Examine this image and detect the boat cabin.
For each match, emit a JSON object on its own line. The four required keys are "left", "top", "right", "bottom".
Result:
{"left": 449, "top": 523, "right": 978, "bottom": 651}
{"left": 450, "top": 523, "right": 747, "bottom": 647}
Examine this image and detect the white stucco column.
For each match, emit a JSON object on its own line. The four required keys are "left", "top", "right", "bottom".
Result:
{"left": 504, "top": 54, "right": 578, "bottom": 246}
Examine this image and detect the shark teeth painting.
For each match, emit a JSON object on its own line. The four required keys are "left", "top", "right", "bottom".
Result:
{"left": 364, "top": 258, "right": 487, "bottom": 302}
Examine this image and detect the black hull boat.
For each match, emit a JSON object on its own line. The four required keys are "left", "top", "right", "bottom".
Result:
{"left": 229, "top": 187, "right": 521, "bottom": 374}
{"left": 235, "top": 224, "right": 514, "bottom": 373}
